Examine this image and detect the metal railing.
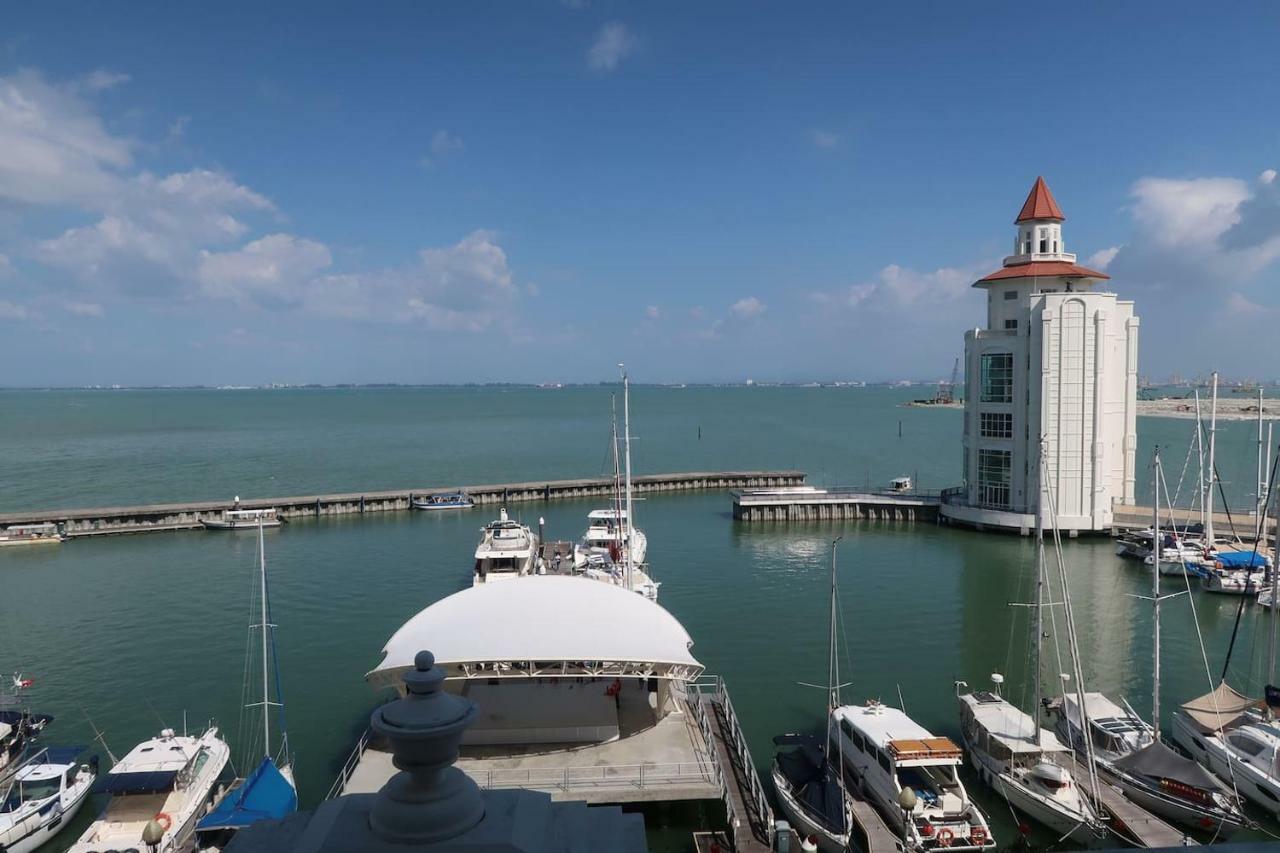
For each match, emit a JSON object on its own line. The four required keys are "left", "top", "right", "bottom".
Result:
{"left": 325, "top": 726, "right": 372, "bottom": 801}
{"left": 686, "top": 676, "right": 774, "bottom": 851}
{"left": 470, "top": 761, "right": 714, "bottom": 792}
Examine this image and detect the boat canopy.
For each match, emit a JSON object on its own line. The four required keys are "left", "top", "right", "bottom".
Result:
{"left": 1113, "top": 740, "right": 1222, "bottom": 791}
{"left": 773, "top": 734, "right": 849, "bottom": 835}
{"left": 96, "top": 769, "right": 179, "bottom": 795}
{"left": 369, "top": 576, "right": 703, "bottom": 688}
{"left": 1179, "top": 682, "right": 1260, "bottom": 732}
{"left": 1216, "top": 551, "right": 1268, "bottom": 569}
{"left": 196, "top": 756, "right": 297, "bottom": 832}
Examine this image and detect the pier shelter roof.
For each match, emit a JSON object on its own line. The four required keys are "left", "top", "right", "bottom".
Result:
{"left": 369, "top": 576, "right": 703, "bottom": 688}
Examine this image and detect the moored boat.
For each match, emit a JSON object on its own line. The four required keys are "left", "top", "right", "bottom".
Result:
{"left": 201, "top": 507, "right": 283, "bottom": 530}
{"left": 410, "top": 491, "right": 474, "bottom": 511}
{"left": 772, "top": 734, "right": 852, "bottom": 853}
{"left": 0, "top": 746, "right": 97, "bottom": 853}
{"left": 1170, "top": 683, "right": 1280, "bottom": 817}
{"left": 0, "top": 523, "right": 63, "bottom": 547}
{"left": 0, "top": 704, "right": 52, "bottom": 786}
{"left": 67, "top": 725, "right": 230, "bottom": 853}
{"left": 472, "top": 509, "right": 540, "bottom": 584}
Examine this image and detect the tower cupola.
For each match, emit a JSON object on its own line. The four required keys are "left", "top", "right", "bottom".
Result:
{"left": 1009, "top": 176, "right": 1073, "bottom": 264}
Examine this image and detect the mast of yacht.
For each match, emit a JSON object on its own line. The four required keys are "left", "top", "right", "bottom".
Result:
{"left": 610, "top": 394, "right": 623, "bottom": 549}
{"left": 1034, "top": 443, "right": 1045, "bottom": 724}
{"left": 258, "top": 519, "right": 272, "bottom": 760}
{"left": 619, "top": 364, "right": 635, "bottom": 592}
{"left": 829, "top": 537, "right": 843, "bottom": 713}
{"left": 1194, "top": 390, "right": 1206, "bottom": 533}
{"left": 1259, "top": 389, "right": 1267, "bottom": 519}
{"left": 1269, "top": 455, "right": 1280, "bottom": 693}
{"left": 1151, "top": 450, "right": 1162, "bottom": 741}
{"left": 1206, "top": 373, "right": 1219, "bottom": 548}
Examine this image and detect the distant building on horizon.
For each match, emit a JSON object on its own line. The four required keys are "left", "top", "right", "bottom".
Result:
{"left": 942, "top": 177, "right": 1139, "bottom": 533}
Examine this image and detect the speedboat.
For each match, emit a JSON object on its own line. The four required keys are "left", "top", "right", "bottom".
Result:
{"left": 1171, "top": 683, "right": 1280, "bottom": 817}
{"left": 577, "top": 508, "right": 648, "bottom": 567}
{"left": 830, "top": 700, "right": 996, "bottom": 852}
{"left": 472, "top": 509, "right": 540, "bottom": 585}
{"left": 67, "top": 726, "right": 230, "bottom": 853}
{"left": 0, "top": 746, "right": 97, "bottom": 853}
{"left": 1050, "top": 692, "right": 1245, "bottom": 834}
{"left": 201, "top": 508, "right": 283, "bottom": 530}
{"left": 958, "top": 679, "right": 1106, "bottom": 845}
{"left": 0, "top": 523, "right": 63, "bottom": 547}
{"left": 772, "top": 733, "right": 853, "bottom": 853}
{"left": 410, "top": 491, "right": 474, "bottom": 511}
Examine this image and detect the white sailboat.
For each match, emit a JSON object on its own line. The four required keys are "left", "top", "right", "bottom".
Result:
{"left": 958, "top": 448, "right": 1106, "bottom": 845}
{"left": 1052, "top": 449, "right": 1245, "bottom": 835}
{"left": 196, "top": 520, "right": 297, "bottom": 848}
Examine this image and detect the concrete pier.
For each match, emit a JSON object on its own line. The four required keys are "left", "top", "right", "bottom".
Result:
{"left": 732, "top": 488, "right": 940, "bottom": 523}
{"left": 0, "top": 470, "right": 805, "bottom": 539}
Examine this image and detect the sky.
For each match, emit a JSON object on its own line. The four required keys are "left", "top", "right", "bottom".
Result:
{"left": 1, "top": 2, "right": 1279, "bottom": 386}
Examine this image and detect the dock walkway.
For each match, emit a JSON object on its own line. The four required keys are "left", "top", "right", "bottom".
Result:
{"left": 1065, "top": 757, "right": 1194, "bottom": 848}
{"left": 1113, "top": 503, "right": 1275, "bottom": 543}
{"left": 848, "top": 796, "right": 904, "bottom": 853}
{"left": 0, "top": 470, "right": 804, "bottom": 539}
{"left": 733, "top": 488, "right": 940, "bottom": 523}
{"left": 688, "top": 680, "right": 774, "bottom": 853}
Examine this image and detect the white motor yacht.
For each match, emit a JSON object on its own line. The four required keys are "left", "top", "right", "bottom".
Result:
{"left": 958, "top": 679, "right": 1106, "bottom": 845}
{"left": 0, "top": 747, "right": 97, "bottom": 853}
{"left": 577, "top": 508, "right": 648, "bottom": 567}
{"left": 67, "top": 726, "right": 230, "bottom": 853}
{"left": 201, "top": 508, "right": 283, "bottom": 530}
{"left": 1171, "top": 683, "right": 1280, "bottom": 818}
{"left": 830, "top": 701, "right": 996, "bottom": 852}
{"left": 472, "top": 509, "right": 540, "bottom": 585}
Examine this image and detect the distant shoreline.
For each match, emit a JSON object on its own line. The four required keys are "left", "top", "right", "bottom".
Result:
{"left": 904, "top": 397, "right": 1278, "bottom": 422}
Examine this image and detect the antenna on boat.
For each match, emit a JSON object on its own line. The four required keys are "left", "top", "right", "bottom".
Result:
{"left": 82, "top": 708, "right": 119, "bottom": 765}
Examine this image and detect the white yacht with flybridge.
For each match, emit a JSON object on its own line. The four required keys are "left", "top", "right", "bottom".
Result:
{"left": 472, "top": 509, "right": 540, "bottom": 585}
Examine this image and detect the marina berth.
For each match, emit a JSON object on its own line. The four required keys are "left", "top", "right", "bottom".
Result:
{"left": 829, "top": 701, "right": 996, "bottom": 853}
{"left": 342, "top": 577, "right": 715, "bottom": 804}
{"left": 67, "top": 725, "right": 230, "bottom": 853}
{"left": 0, "top": 746, "right": 97, "bottom": 853}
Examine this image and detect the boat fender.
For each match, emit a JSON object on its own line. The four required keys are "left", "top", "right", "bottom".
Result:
{"left": 937, "top": 828, "right": 954, "bottom": 847}
{"left": 971, "top": 826, "right": 987, "bottom": 846}
{"left": 154, "top": 811, "right": 173, "bottom": 832}
{"left": 800, "top": 836, "right": 819, "bottom": 852}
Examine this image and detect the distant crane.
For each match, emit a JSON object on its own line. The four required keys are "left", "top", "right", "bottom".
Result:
{"left": 934, "top": 357, "right": 960, "bottom": 404}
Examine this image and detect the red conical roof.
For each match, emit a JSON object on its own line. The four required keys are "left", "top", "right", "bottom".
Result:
{"left": 1015, "top": 176, "right": 1065, "bottom": 223}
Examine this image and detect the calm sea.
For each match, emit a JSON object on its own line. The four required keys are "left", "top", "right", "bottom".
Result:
{"left": 0, "top": 386, "right": 1276, "bottom": 850}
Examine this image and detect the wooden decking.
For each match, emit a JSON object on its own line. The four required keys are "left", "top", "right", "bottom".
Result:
{"left": 1065, "top": 757, "right": 1196, "bottom": 848}
{"left": 703, "top": 697, "right": 773, "bottom": 852}
{"left": 848, "top": 796, "right": 905, "bottom": 853}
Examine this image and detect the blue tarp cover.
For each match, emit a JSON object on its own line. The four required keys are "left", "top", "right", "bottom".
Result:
{"left": 1216, "top": 551, "right": 1268, "bottom": 568}
{"left": 197, "top": 756, "right": 297, "bottom": 832}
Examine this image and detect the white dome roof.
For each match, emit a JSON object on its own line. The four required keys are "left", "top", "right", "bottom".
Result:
{"left": 369, "top": 576, "right": 702, "bottom": 686}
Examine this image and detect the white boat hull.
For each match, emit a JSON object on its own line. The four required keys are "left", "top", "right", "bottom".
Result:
{"left": 0, "top": 771, "right": 94, "bottom": 853}
{"left": 771, "top": 764, "right": 851, "bottom": 853}
{"left": 202, "top": 518, "right": 283, "bottom": 530}
{"left": 1171, "top": 713, "right": 1280, "bottom": 818}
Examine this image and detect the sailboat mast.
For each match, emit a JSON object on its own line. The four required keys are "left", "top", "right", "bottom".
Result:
{"left": 1034, "top": 445, "right": 1045, "bottom": 715}
{"left": 259, "top": 519, "right": 270, "bottom": 758}
{"left": 829, "top": 538, "right": 842, "bottom": 711}
{"left": 1207, "top": 373, "right": 1219, "bottom": 546}
{"left": 1269, "top": 456, "right": 1280, "bottom": 688}
{"left": 1151, "top": 450, "right": 1162, "bottom": 741}
{"left": 1259, "top": 388, "right": 1267, "bottom": 518}
{"left": 620, "top": 365, "right": 635, "bottom": 592}
{"left": 1194, "top": 390, "right": 1206, "bottom": 533}
{"left": 611, "top": 395, "right": 622, "bottom": 534}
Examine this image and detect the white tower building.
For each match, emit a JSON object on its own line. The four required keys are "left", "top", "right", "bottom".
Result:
{"left": 942, "top": 177, "right": 1139, "bottom": 533}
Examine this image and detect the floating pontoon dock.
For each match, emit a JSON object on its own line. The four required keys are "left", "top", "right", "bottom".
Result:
{"left": 733, "top": 488, "right": 940, "bottom": 523}
{"left": 0, "top": 470, "right": 804, "bottom": 539}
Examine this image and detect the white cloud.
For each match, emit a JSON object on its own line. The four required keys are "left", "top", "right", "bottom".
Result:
{"left": 0, "top": 253, "right": 11, "bottom": 277}
{"left": 645, "top": 305, "right": 661, "bottom": 319}
{"left": 430, "top": 129, "right": 463, "bottom": 156}
{"left": 168, "top": 115, "right": 190, "bottom": 140}
{"left": 730, "top": 296, "right": 765, "bottom": 318}
{"left": 0, "top": 300, "right": 29, "bottom": 320}
{"left": 829, "top": 263, "right": 984, "bottom": 311}
{"left": 0, "top": 69, "right": 133, "bottom": 206}
{"left": 1087, "top": 246, "right": 1121, "bottom": 270}
{"left": 1261, "top": 169, "right": 1277, "bottom": 186}
{"left": 64, "top": 301, "right": 104, "bottom": 317}
{"left": 587, "top": 23, "right": 637, "bottom": 71}
{"left": 810, "top": 129, "right": 840, "bottom": 149}
{"left": 81, "top": 70, "right": 130, "bottom": 92}
{"left": 197, "top": 234, "right": 333, "bottom": 307}
{"left": 1130, "top": 176, "right": 1249, "bottom": 248}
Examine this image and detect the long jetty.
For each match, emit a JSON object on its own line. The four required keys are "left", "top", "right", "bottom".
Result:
{"left": 733, "top": 488, "right": 940, "bottom": 523}
{"left": 0, "top": 470, "right": 805, "bottom": 539}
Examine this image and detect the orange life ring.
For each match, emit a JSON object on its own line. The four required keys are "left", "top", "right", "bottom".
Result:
{"left": 937, "top": 828, "right": 955, "bottom": 847}
{"left": 154, "top": 811, "right": 173, "bottom": 832}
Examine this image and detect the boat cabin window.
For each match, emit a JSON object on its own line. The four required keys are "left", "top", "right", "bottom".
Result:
{"left": 18, "top": 775, "right": 61, "bottom": 802}
{"left": 849, "top": 728, "right": 866, "bottom": 753}
{"left": 840, "top": 718, "right": 854, "bottom": 741}
{"left": 877, "top": 750, "right": 892, "bottom": 773}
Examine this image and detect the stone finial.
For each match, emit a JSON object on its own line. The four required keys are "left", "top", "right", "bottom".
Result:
{"left": 368, "top": 650, "right": 485, "bottom": 843}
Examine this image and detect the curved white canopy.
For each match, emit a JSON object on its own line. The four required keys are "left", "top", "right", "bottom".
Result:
{"left": 369, "top": 576, "right": 703, "bottom": 688}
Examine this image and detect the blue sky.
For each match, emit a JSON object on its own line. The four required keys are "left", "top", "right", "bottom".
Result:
{"left": 2, "top": 2, "right": 1279, "bottom": 385}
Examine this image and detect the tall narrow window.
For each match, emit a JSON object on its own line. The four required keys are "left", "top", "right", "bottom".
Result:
{"left": 977, "top": 449, "right": 1012, "bottom": 508}
{"left": 1038, "top": 229, "right": 1048, "bottom": 253}
{"left": 980, "top": 353, "right": 1014, "bottom": 403}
